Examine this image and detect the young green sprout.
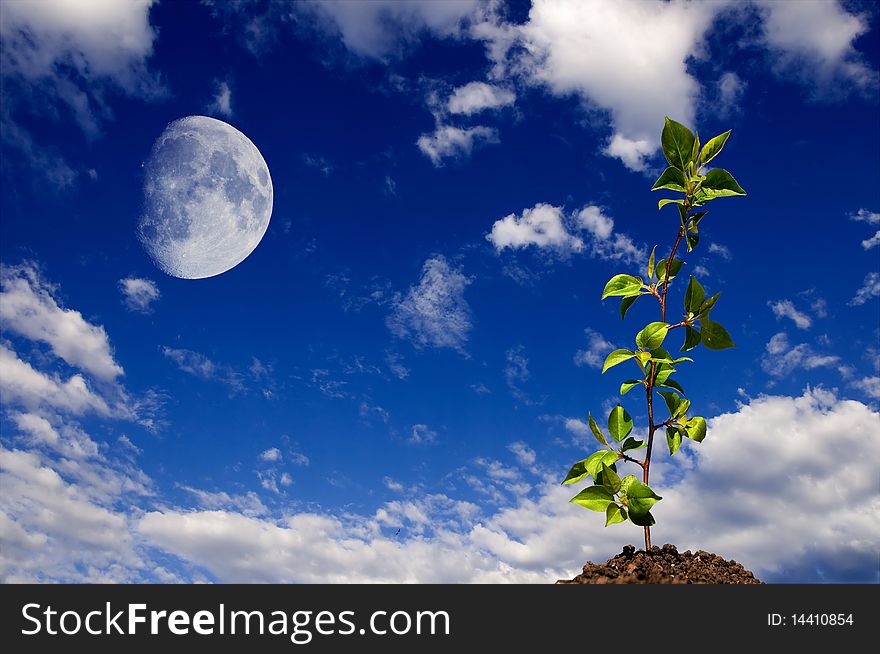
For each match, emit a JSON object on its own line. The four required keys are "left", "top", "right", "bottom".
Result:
{"left": 563, "top": 117, "right": 746, "bottom": 550}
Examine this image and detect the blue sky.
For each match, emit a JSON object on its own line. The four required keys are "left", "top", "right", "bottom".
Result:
{"left": 1, "top": 0, "right": 878, "bottom": 584}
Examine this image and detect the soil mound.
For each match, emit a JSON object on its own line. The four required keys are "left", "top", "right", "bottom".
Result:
{"left": 557, "top": 544, "right": 762, "bottom": 584}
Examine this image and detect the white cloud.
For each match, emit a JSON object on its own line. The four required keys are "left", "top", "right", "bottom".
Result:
{"left": 574, "top": 328, "right": 614, "bottom": 369}
{"left": 508, "top": 441, "right": 536, "bottom": 468}
{"left": 575, "top": 206, "right": 644, "bottom": 264}
{"left": 118, "top": 276, "right": 160, "bottom": 314}
{"left": 0, "top": 0, "right": 162, "bottom": 183}
{"left": 693, "top": 264, "right": 710, "bottom": 277}
{"left": 136, "top": 389, "right": 879, "bottom": 583}
{"left": 208, "top": 80, "right": 233, "bottom": 118}
{"left": 487, "top": 204, "right": 642, "bottom": 264}
{"left": 179, "top": 486, "right": 268, "bottom": 518}
{"left": 387, "top": 255, "right": 472, "bottom": 352}
{"left": 717, "top": 71, "right": 746, "bottom": 115}
{"left": 849, "top": 272, "right": 880, "bottom": 306}
{"left": 510, "top": 0, "right": 718, "bottom": 170}
{"left": 161, "top": 346, "right": 245, "bottom": 393}
{"left": 259, "top": 448, "right": 282, "bottom": 463}
{"left": 416, "top": 124, "right": 498, "bottom": 166}
{"left": 447, "top": 81, "right": 515, "bottom": 115}
{"left": 0, "top": 344, "right": 114, "bottom": 417}
{"left": 1, "top": 263, "right": 124, "bottom": 381}
{"left": 853, "top": 376, "right": 880, "bottom": 401}
{"left": 768, "top": 299, "right": 812, "bottom": 330}
{"left": 861, "top": 231, "right": 880, "bottom": 250}
{"left": 487, "top": 203, "right": 583, "bottom": 254}
{"left": 851, "top": 209, "right": 880, "bottom": 225}
{"left": 754, "top": 0, "right": 875, "bottom": 89}
{"left": 762, "top": 332, "right": 839, "bottom": 378}
{"left": 409, "top": 424, "right": 437, "bottom": 445}
{"left": 295, "top": 0, "right": 480, "bottom": 60}
{"left": 708, "top": 243, "right": 732, "bottom": 260}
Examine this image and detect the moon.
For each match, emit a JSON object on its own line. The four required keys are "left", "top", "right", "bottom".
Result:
{"left": 138, "top": 115, "right": 273, "bottom": 279}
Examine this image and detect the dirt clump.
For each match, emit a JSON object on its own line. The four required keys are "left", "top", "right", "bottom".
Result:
{"left": 557, "top": 544, "right": 762, "bottom": 584}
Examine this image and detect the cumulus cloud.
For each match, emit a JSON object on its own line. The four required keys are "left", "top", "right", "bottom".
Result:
{"left": 447, "top": 81, "right": 515, "bottom": 115}
{"left": 509, "top": 0, "right": 717, "bottom": 170}
{"left": 850, "top": 209, "right": 880, "bottom": 225}
{"left": 1, "top": 263, "right": 124, "bottom": 381}
{"left": 487, "top": 204, "right": 643, "bottom": 264}
{"left": 849, "top": 272, "right": 880, "bottom": 306}
{"left": 487, "top": 203, "right": 583, "bottom": 254}
{"left": 118, "top": 276, "right": 160, "bottom": 314}
{"left": 0, "top": 0, "right": 162, "bottom": 184}
{"left": 762, "top": 332, "right": 839, "bottom": 378}
{"left": 574, "top": 329, "right": 614, "bottom": 369}
{"left": 754, "top": 0, "right": 876, "bottom": 90}
{"left": 387, "top": 255, "right": 472, "bottom": 352}
{"left": 416, "top": 125, "right": 499, "bottom": 166}
{"left": 768, "top": 299, "right": 812, "bottom": 330}
{"left": 134, "top": 389, "right": 878, "bottom": 583}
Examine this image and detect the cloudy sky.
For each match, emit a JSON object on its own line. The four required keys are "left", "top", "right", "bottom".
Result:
{"left": 1, "top": 0, "right": 878, "bottom": 584}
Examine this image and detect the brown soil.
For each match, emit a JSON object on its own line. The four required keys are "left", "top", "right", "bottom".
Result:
{"left": 557, "top": 544, "right": 762, "bottom": 584}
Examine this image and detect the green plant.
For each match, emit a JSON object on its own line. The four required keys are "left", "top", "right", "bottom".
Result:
{"left": 563, "top": 117, "right": 746, "bottom": 550}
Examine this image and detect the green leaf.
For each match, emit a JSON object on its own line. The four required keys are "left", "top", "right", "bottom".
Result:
{"left": 623, "top": 480, "right": 662, "bottom": 516}
{"left": 687, "top": 211, "right": 707, "bottom": 233}
{"left": 619, "top": 475, "right": 639, "bottom": 496}
{"left": 684, "top": 416, "right": 707, "bottom": 442}
{"left": 651, "top": 166, "right": 687, "bottom": 192}
{"left": 701, "top": 319, "right": 735, "bottom": 350}
{"left": 661, "top": 116, "right": 695, "bottom": 170}
{"left": 666, "top": 427, "right": 682, "bottom": 456}
{"left": 684, "top": 276, "right": 705, "bottom": 314}
{"left": 686, "top": 233, "right": 699, "bottom": 252}
{"left": 585, "top": 450, "right": 619, "bottom": 478}
{"left": 673, "top": 398, "right": 691, "bottom": 419}
{"left": 605, "top": 503, "right": 627, "bottom": 527}
{"left": 570, "top": 485, "right": 615, "bottom": 512}
{"left": 636, "top": 322, "right": 670, "bottom": 350}
{"left": 699, "top": 130, "right": 731, "bottom": 166}
{"left": 658, "top": 198, "right": 684, "bottom": 210}
{"left": 602, "top": 274, "right": 643, "bottom": 300}
{"left": 599, "top": 463, "right": 621, "bottom": 493}
{"left": 647, "top": 246, "right": 656, "bottom": 280}
{"left": 656, "top": 258, "right": 684, "bottom": 282}
{"left": 562, "top": 460, "right": 590, "bottom": 485}
{"left": 701, "top": 168, "right": 746, "bottom": 197}
{"left": 628, "top": 510, "right": 655, "bottom": 527}
{"left": 699, "top": 292, "right": 721, "bottom": 316}
{"left": 608, "top": 405, "right": 633, "bottom": 442}
{"left": 602, "top": 348, "right": 635, "bottom": 374}
{"left": 671, "top": 356, "right": 694, "bottom": 365}
{"left": 620, "top": 380, "right": 642, "bottom": 395}
{"left": 588, "top": 413, "right": 608, "bottom": 447}
{"left": 620, "top": 295, "right": 638, "bottom": 320}
{"left": 657, "top": 390, "right": 682, "bottom": 417}
{"left": 691, "top": 130, "right": 701, "bottom": 166}
{"left": 681, "top": 326, "right": 701, "bottom": 352}
{"left": 658, "top": 378, "right": 686, "bottom": 396}
{"left": 622, "top": 437, "right": 646, "bottom": 451}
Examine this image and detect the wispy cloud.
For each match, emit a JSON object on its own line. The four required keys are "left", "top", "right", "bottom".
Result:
{"left": 849, "top": 272, "right": 880, "bottom": 306}
{"left": 574, "top": 329, "right": 614, "bottom": 369}
{"left": 768, "top": 299, "right": 812, "bottom": 330}
{"left": 387, "top": 255, "right": 472, "bottom": 352}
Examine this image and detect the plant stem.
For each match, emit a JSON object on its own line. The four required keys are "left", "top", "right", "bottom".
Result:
{"left": 643, "top": 207, "right": 689, "bottom": 551}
